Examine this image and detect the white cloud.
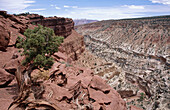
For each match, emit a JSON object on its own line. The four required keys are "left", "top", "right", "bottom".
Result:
{"left": 64, "top": 5, "right": 70, "bottom": 8}
{"left": 123, "top": 5, "right": 145, "bottom": 9}
{"left": 64, "top": 5, "right": 78, "bottom": 8}
{"left": 29, "top": 8, "right": 46, "bottom": 11}
{"left": 23, "top": 1, "right": 35, "bottom": 3}
{"left": 55, "top": 7, "right": 61, "bottom": 10}
{"left": 150, "top": 0, "right": 170, "bottom": 5}
{"left": 53, "top": 5, "right": 170, "bottom": 20}
{"left": 0, "top": 0, "right": 35, "bottom": 13}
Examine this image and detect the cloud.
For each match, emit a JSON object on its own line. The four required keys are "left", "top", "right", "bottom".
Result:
{"left": 149, "top": 0, "right": 170, "bottom": 5}
{"left": 64, "top": 5, "right": 78, "bottom": 8}
{"left": 72, "top": 6, "right": 78, "bottom": 9}
{"left": 0, "top": 0, "right": 35, "bottom": 13}
{"left": 54, "top": 5, "right": 170, "bottom": 20}
{"left": 64, "top": 5, "right": 70, "bottom": 8}
{"left": 29, "top": 8, "right": 46, "bottom": 11}
{"left": 123, "top": 5, "right": 145, "bottom": 9}
{"left": 55, "top": 7, "right": 61, "bottom": 10}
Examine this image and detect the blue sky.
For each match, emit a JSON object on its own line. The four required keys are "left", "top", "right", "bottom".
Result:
{"left": 0, "top": 0, "right": 170, "bottom": 20}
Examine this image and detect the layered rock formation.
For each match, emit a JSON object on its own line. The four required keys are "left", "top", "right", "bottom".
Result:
{"left": 75, "top": 16, "right": 170, "bottom": 109}
{"left": 0, "top": 11, "right": 128, "bottom": 110}
{"left": 27, "top": 14, "right": 74, "bottom": 37}
{"left": 74, "top": 19, "right": 98, "bottom": 26}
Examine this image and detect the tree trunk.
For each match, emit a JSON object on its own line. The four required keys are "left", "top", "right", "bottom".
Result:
{"left": 8, "top": 65, "right": 61, "bottom": 110}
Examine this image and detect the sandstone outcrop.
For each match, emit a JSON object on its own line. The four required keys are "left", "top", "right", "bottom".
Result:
{"left": 0, "top": 11, "right": 128, "bottom": 110}
{"left": 0, "top": 23, "right": 10, "bottom": 51}
{"left": 59, "top": 30, "right": 85, "bottom": 60}
{"left": 75, "top": 15, "right": 170, "bottom": 109}
{"left": 36, "top": 54, "right": 127, "bottom": 110}
{"left": 0, "top": 68, "right": 14, "bottom": 87}
{"left": 28, "top": 14, "right": 74, "bottom": 37}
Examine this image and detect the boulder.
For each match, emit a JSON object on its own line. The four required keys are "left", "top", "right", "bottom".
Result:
{"left": 0, "top": 68, "right": 14, "bottom": 87}
{"left": 4, "top": 59, "right": 20, "bottom": 75}
{"left": 0, "top": 24, "right": 10, "bottom": 51}
{"left": 90, "top": 75, "right": 110, "bottom": 92}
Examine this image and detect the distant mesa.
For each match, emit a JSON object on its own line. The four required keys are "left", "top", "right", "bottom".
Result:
{"left": 74, "top": 19, "right": 98, "bottom": 26}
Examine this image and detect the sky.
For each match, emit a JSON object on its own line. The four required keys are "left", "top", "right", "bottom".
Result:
{"left": 0, "top": 0, "right": 170, "bottom": 20}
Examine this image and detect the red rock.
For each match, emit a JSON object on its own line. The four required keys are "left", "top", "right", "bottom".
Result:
{"left": 106, "top": 89, "right": 127, "bottom": 110}
{"left": 49, "top": 62, "right": 61, "bottom": 74}
{"left": 54, "top": 51, "right": 68, "bottom": 61}
{"left": 130, "top": 105, "right": 143, "bottom": 110}
{"left": 92, "top": 102, "right": 102, "bottom": 110}
{"left": 59, "top": 64, "right": 66, "bottom": 71}
{"left": 4, "top": 59, "right": 20, "bottom": 75}
{"left": 59, "top": 30, "right": 85, "bottom": 61}
{"left": 90, "top": 75, "right": 110, "bottom": 92}
{"left": 0, "top": 11, "right": 7, "bottom": 17}
{"left": 0, "top": 24, "right": 10, "bottom": 51}
{"left": 117, "top": 90, "right": 136, "bottom": 98}
{"left": 28, "top": 15, "right": 74, "bottom": 38}
{"left": 43, "top": 82, "right": 72, "bottom": 101}
{"left": 0, "top": 68, "right": 14, "bottom": 87}
{"left": 0, "top": 47, "right": 16, "bottom": 68}
{"left": 53, "top": 51, "right": 72, "bottom": 63}
{"left": 88, "top": 87, "right": 112, "bottom": 104}
{"left": 0, "top": 11, "right": 128, "bottom": 110}
{"left": 0, "top": 80, "right": 18, "bottom": 110}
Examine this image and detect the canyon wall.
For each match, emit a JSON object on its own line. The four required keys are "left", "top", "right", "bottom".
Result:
{"left": 0, "top": 11, "right": 84, "bottom": 61}
{"left": 75, "top": 16, "right": 170, "bottom": 109}
{"left": 0, "top": 11, "right": 128, "bottom": 110}
{"left": 74, "top": 19, "right": 98, "bottom": 26}
{"left": 28, "top": 14, "right": 74, "bottom": 37}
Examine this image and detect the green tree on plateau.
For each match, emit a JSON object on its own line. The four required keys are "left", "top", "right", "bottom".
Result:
{"left": 9, "top": 25, "right": 64, "bottom": 110}
{"left": 17, "top": 24, "right": 64, "bottom": 70}
{"left": 8, "top": 25, "right": 64, "bottom": 109}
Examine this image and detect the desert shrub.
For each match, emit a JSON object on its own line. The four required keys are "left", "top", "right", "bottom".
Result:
{"left": 16, "top": 24, "right": 64, "bottom": 70}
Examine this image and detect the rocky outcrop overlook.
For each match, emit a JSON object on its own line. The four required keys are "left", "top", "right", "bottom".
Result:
{"left": 0, "top": 11, "right": 128, "bottom": 110}
{"left": 28, "top": 14, "right": 74, "bottom": 37}
{"left": 75, "top": 16, "right": 170, "bottom": 109}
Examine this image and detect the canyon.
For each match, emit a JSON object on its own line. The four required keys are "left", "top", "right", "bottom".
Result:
{"left": 0, "top": 11, "right": 130, "bottom": 110}
{"left": 75, "top": 16, "right": 170, "bottom": 110}
{"left": 74, "top": 19, "right": 98, "bottom": 26}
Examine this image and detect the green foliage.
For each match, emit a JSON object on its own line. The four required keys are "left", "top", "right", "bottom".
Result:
{"left": 140, "top": 92, "right": 145, "bottom": 101}
{"left": 16, "top": 25, "right": 64, "bottom": 70}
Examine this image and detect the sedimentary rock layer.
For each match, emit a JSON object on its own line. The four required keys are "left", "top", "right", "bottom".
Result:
{"left": 75, "top": 16, "right": 170, "bottom": 109}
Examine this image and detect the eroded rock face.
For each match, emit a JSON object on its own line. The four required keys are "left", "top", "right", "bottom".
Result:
{"left": 0, "top": 24, "right": 10, "bottom": 51}
{"left": 0, "top": 11, "right": 29, "bottom": 48}
{"left": 0, "top": 11, "right": 84, "bottom": 61}
{"left": 0, "top": 11, "right": 128, "bottom": 110}
{"left": 59, "top": 30, "right": 85, "bottom": 60}
{"left": 75, "top": 16, "right": 170, "bottom": 109}
{"left": 28, "top": 14, "right": 74, "bottom": 38}
{"left": 0, "top": 68, "right": 14, "bottom": 87}
{"left": 40, "top": 54, "right": 127, "bottom": 110}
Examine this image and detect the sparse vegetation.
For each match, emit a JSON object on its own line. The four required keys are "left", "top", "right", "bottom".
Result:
{"left": 16, "top": 24, "right": 64, "bottom": 70}
{"left": 32, "top": 70, "right": 50, "bottom": 81}
{"left": 140, "top": 92, "right": 145, "bottom": 101}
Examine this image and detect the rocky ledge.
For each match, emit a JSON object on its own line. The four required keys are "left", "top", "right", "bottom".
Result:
{"left": 0, "top": 11, "right": 132, "bottom": 110}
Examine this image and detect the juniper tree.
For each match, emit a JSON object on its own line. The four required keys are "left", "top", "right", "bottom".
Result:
{"left": 15, "top": 24, "right": 64, "bottom": 92}
{"left": 9, "top": 25, "right": 64, "bottom": 110}
{"left": 16, "top": 25, "right": 64, "bottom": 70}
